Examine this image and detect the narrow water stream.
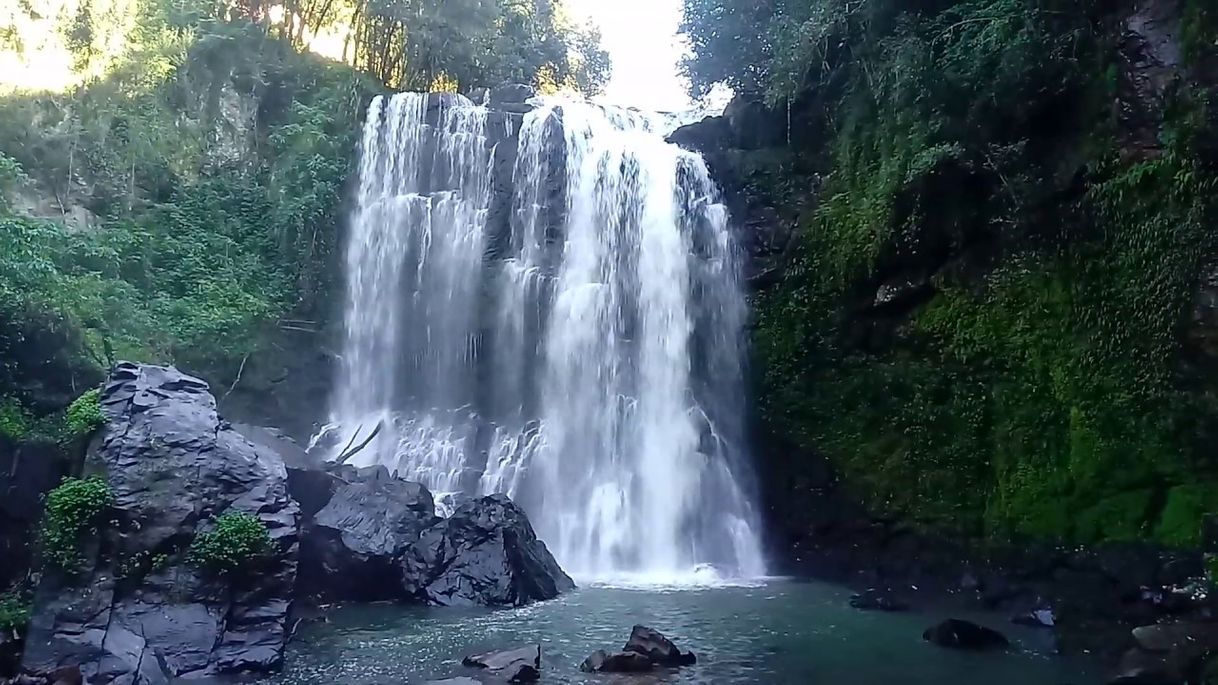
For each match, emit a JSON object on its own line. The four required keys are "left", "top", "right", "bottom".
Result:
{"left": 268, "top": 580, "right": 1099, "bottom": 684}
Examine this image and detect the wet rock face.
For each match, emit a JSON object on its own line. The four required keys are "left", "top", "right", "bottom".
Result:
{"left": 403, "top": 494, "right": 574, "bottom": 607}
{"left": 462, "top": 645, "right": 541, "bottom": 683}
{"left": 298, "top": 465, "right": 439, "bottom": 602}
{"left": 580, "top": 626, "right": 697, "bottom": 674}
{"left": 1117, "top": 0, "right": 1185, "bottom": 157}
{"left": 21, "top": 362, "right": 300, "bottom": 685}
{"left": 922, "top": 619, "right": 1010, "bottom": 651}
{"left": 0, "top": 438, "right": 69, "bottom": 589}
{"left": 290, "top": 467, "right": 572, "bottom": 607}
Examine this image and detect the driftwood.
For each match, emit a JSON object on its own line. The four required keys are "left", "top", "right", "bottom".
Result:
{"left": 335, "top": 421, "right": 384, "bottom": 465}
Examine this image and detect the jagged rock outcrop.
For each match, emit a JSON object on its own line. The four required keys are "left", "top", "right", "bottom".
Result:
{"left": 21, "top": 363, "right": 299, "bottom": 684}
{"left": 580, "top": 626, "right": 697, "bottom": 673}
{"left": 461, "top": 644, "right": 541, "bottom": 683}
{"left": 668, "top": 100, "right": 804, "bottom": 288}
{"left": 403, "top": 494, "right": 574, "bottom": 607}
{"left": 297, "top": 465, "right": 439, "bottom": 601}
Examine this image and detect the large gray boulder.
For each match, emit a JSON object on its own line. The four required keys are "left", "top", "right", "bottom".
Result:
{"left": 402, "top": 494, "right": 574, "bottom": 607}
{"left": 289, "top": 466, "right": 573, "bottom": 607}
{"left": 21, "top": 363, "right": 299, "bottom": 684}
{"left": 297, "top": 465, "right": 439, "bottom": 601}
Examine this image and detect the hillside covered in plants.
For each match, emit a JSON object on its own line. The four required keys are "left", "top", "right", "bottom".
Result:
{"left": 0, "top": 0, "right": 608, "bottom": 439}
{"left": 680, "top": 0, "right": 1218, "bottom": 550}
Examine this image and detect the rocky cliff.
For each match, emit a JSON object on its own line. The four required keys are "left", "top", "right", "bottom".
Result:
{"left": 673, "top": 0, "right": 1218, "bottom": 556}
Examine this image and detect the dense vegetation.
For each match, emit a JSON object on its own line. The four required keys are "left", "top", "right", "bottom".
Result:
{"left": 683, "top": 0, "right": 1218, "bottom": 546}
{"left": 189, "top": 510, "right": 271, "bottom": 572}
{"left": 40, "top": 476, "right": 113, "bottom": 571}
{"left": 0, "top": 0, "right": 607, "bottom": 428}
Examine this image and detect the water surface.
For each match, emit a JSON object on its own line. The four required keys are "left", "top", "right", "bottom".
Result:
{"left": 269, "top": 579, "right": 1099, "bottom": 684}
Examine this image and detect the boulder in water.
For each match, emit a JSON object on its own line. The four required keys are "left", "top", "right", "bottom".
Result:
{"left": 21, "top": 362, "right": 299, "bottom": 683}
{"left": 922, "top": 619, "right": 1010, "bottom": 650}
{"left": 623, "top": 625, "right": 698, "bottom": 666}
{"left": 579, "top": 650, "right": 654, "bottom": 673}
{"left": 849, "top": 588, "right": 909, "bottom": 612}
{"left": 462, "top": 645, "right": 540, "bottom": 682}
{"left": 297, "top": 464, "right": 439, "bottom": 601}
{"left": 403, "top": 494, "right": 573, "bottom": 606}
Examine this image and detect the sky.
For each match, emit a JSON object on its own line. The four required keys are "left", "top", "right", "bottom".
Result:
{"left": 566, "top": 0, "right": 691, "bottom": 112}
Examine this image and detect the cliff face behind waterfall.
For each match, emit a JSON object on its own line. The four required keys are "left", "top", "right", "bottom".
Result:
{"left": 676, "top": 0, "right": 1218, "bottom": 557}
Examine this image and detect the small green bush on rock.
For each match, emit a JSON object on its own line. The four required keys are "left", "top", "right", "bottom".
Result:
{"left": 0, "top": 399, "right": 29, "bottom": 441}
{"left": 65, "top": 388, "right": 104, "bottom": 437}
{"left": 40, "top": 476, "right": 113, "bottom": 571}
{"left": 0, "top": 591, "right": 29, "bottom": 636}
{"left": 189, "top": 511, "right": 270, "bottom": 573}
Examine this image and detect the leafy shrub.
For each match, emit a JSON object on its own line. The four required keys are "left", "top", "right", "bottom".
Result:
{"left": 0, "top": 591, "right": 29, "bottom": 635}
{"left": 41, "top": 476, "right": 113, "bottom": 571}
{"left": 65, "top": 388, "right": 104, "bottom": 437}
{"left": 0, "top": 399, "right": 29, "bottom": 440}
{"left": 188, "top": 511, "right": 270, "bottom": 572}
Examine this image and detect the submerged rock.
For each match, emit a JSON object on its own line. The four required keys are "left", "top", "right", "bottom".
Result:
{"left": 849, "top": 589, "right": 910, "bottom": 612}
{"left": 1011, "top": 608, "right": 1056, "bottom": 628}
{"left": 21, "top": 362, "right": 299, "bottom": 683}
{"left": 581, "top": 625, "right": 696, "bottom": 673}
{"left": 462, "top": 645, "right": 541, "bottom": 683}
{"left": 579, "top": 650, "right": 654, "bottom": 673}
{"left": 623, "top": 625, "right": 698, "bottom": 666}
{"left": 922, "top": 619, "right": 1010, "bottom": 650}
{"left": 403, "top": 494, "right": 574, "bottom": 607}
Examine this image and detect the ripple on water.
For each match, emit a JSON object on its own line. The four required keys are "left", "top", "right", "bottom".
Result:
{"left": 263, "top": 579, "right": 1099, "bottom": 685}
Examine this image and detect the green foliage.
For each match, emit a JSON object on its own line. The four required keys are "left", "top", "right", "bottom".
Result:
{"left": 0, "top": 17, "right": 374, "bottom": 388}
{"left": 0, "top": 591, "right": 29, "bottom": 635}
{"left": 188, "top": 510, "right": 269, "bottom": 572}
{"left": 65, "top": 388, "right": 104, "bottom": 437}
{"left": 0, "top": 398, "right": 30, "bottom": 440}
{"left": 41, "top": 476, "right": 113, "bottom": 572}
{"left": 1157, "top": 486, "right": 1218, "bottom": 548}
{"left": 720, "top": 0, "right": 1218, "bottom": 546}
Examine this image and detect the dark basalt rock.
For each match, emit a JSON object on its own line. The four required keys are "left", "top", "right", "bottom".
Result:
{"left": 21, "top": 362, "right": 299, "bottom": 684}
{"left": 578, "top": 650, "right": 654, "bottom": 673}
{"left": 489, "top": 83, "right": 535, "bottom": 106}
{"left": 462, "top": 645, "right": 540, "bottom": 683}
{"left": 849, "top": 588, "right": 909, "bottom": 612}
{"left": 1132, "top": 622, "right": 1218, "bottom": 653}
{"left": 0, "top": 437, "right": 68, "bottom": 590}
{"left": 1011, "top": 608, "right": 1055, "bottom": 628}
{"left": 403, "top": 494, "right": 574, "bottom": 607}
{"left": 922, "top": 619, "right": 1010, "bottom": 650}
{"left": 1108, "top": 646, "right": 1199, "bottom": 684}
{"left": 297, "top": 465, "right": 439, "bottom": 602}
{"left": 623, "top": 625, "right": 698, "bottom": 666}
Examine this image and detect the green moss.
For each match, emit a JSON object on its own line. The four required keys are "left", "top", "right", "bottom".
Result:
{"left": 40, "top": 476, "right": 113, "bottom": 572}
{"left": 1156, "top": 485, "right": 1218, "bottom": 548}
{"left": 189, "top": 511, "right": 270, "bottom": 573}
{"left": 1074, "top": 490, "right": 1157, "bottom": 544}
{"left": 0, "top": 399, "right": 30, "bottom": 441}
{"left": 0, "top": 591, "right": 29, "bottom": 636}
{"left": 748, "top": 1, "right": 1218, "bottom": 548}
{"left": 65, "top": 388, "right": 104, "bottom": 437}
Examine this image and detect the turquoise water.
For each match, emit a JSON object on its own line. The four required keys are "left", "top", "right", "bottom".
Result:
{"left": 269, "top": 579, "right": 1100, "bottom": 684}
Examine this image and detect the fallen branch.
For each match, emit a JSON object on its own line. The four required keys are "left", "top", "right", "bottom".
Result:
{"left": 222, "top": 353, "right": 250, "bottom": 400}
{"left": 335, "top": 421, "right": 384, "bottom": 465}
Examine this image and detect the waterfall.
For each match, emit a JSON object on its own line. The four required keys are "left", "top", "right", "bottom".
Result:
{"left": 323, "top": 92, "right": 765, "bottom": 582}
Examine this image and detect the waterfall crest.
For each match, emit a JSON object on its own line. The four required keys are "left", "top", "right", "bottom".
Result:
{"left": 322, "top": 92, "right": 765, "bottom": 581}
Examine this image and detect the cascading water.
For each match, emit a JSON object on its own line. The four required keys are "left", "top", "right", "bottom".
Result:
{"left": 321, "top": 91, "right": 765, "bottom": 582}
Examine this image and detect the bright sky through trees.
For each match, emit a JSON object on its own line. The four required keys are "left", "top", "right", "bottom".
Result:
{"left": 567, "top": 0, "right": 690, "bottom": 111}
